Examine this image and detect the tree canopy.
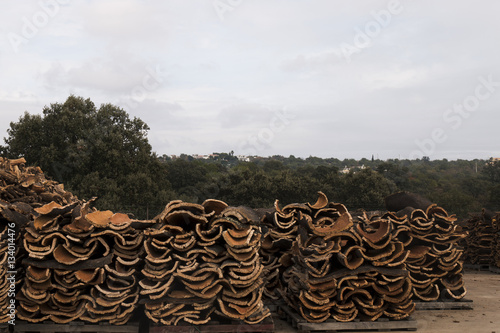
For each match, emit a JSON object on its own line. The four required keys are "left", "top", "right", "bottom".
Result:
{"left": 1, "top": 96, "right": 174, "bottom": 217}
{"left": 159, "top": 155, "right": 499, "bottom": 219}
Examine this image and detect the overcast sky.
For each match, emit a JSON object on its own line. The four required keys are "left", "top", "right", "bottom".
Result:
{"left": 1, "top": 1, "right": 499, "bottom": 160}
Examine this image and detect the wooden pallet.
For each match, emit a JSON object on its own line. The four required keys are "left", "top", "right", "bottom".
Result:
{"left": 264, "top": 303, "right": 279, "bottom": 313}
{"left": 148, "top": 316, "right": 274, "bottom": 333}
{"left": 490, "top": 265, "right": 500, "bottom": 274}
{"left": 278, "top": 304, "right": 417, "bottom": 332}
{"left": 13, "top": 321, "right": 141, "bottom": 333}
{"left": 414, "top": 298, "right": 473, "bottom": 310}
{"left": 0, "top": 324, "right": 9, "bottom": 333}
{"left": 464, "top": 263, "right": 490, "bottom": 271}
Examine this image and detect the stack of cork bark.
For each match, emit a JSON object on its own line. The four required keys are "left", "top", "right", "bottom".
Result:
{"left": 385, "top": 192, "right": 467, "bottom": 301}
{"left": 18, "top": 199, "right": 146, "bottom": 324}
{"left": 0, "top": 157, "right": 78, "bottom": 324}
{"left": 462, "top": 209, "right": 500, "bottom": 270}
{"left": 262, "top": 192, "right": 415, "bottom": 322}
{"left": 403, "top": 205, "right": 466, "bottom": 301}
{"left": 141, "top": 200, "right": 270, "bottom": 325}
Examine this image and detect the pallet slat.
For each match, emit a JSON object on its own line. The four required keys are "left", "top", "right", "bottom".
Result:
{"left": 149, "top": 317, "right": 274, "bottom": 333}
{"left": 490, "top": 265, "right": 500, "bottom": 274}
{"left": 299, "top": 319, "right": 418, "bottom": 332}
{"left": 415, "top": 298, "right": 474, "bottom": 310}
{"left": 278, "top": 304, "right": 417, "bottom": 332}
{"left": 464, "top": 263, "right": 490, "bottom": 271}
{"left": 13, "top": 321, "right": 140, "bottom": 333}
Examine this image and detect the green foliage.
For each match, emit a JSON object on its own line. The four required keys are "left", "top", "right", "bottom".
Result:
{"left": 483, "top": 159, "right": 500, "bottom": 182}
{"left": 483, "top": 159, "right": 500, "bottom": 209}
{"left": 1, "top": 96, "right": 173, "bottom": 218}
{"left": 159, "top": 156, "right": 499, "bottom": 219}
{"left": 376, "top": 161, "right": 409, "bottom": 188}
{"left": 165, "top": 159, "right": 209, "bottom": 190}
{"left": 339, "top": 168, "right": 396, "bottom": 211}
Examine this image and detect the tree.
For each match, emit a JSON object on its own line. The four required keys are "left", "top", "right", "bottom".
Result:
{"left": 482, "top": 159, "right": 500, "bottom": 211}
{"left": 262, "top": 160, "right": 286, "bottom": 173}
{"left": 218, "top": 168, "right": 275, "bottom": 208}
{"left": 1, "top": 95, "right": 174, "bottom": 217}
{"left": 376, "top": 161, "right": 410, "bottom": 189}
{"left": 339, "top": 168, "right": 396, "bottom": 211}
{"left": 165, "top": 159, "right": 207, "bottom": 190}
{"left": 483, "top": 159, "right": 500, "bottom": 182}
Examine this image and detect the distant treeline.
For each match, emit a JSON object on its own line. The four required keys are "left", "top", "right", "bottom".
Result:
{"left": 159, "top": 153, "right": 500, "bottom": 220}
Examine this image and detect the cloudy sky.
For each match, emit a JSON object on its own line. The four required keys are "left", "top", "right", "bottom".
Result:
{"left": 1, "top": 1, "right": 499, "bottom": 160}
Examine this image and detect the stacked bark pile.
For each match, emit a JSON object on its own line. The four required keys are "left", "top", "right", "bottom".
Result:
{"left": 493, "top": 213, "right": 500, "bottom": 269}
{"left": 141, "top": 199, "right": 270, "bottom": 325}
{"left": 0, "top": 157, "right": 78, "bottom": 324}
{"left": 462, "top": 210, "right": 499, "bottom": 267}
{"left": 385, "top": 192, "right": 467, "bottom": 301}
{"left": 0, "top": 157, "right": 76, "bottom": 206}
{"left": 260, "top": 203, "right": 298, "bottom": 301}
{"left": 1, "top": 157, "right": 473, "bottom": 327}
{"left": 262, "top": 192, "right": 415, "bottom": 322}
{"left": 403, "top": 205, "right": 467, "bottom": 301}
{"left": 17, "top": 199, "right": 146, "bottom": 324}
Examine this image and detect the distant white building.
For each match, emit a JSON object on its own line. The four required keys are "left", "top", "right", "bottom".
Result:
{"left": 340, "top": 165, "right": 366, "bottom": 174}
{"left": 237, "top": 155, "right": 250, "bottom": 162}
{"left": 488, "top": 157, "right": 500, "bottom": 165}
{"left": 192, "top": 154, "right": 210, "bottom": 160}
{"left": 340, "top": 166, "right": 350, "bottom": 174}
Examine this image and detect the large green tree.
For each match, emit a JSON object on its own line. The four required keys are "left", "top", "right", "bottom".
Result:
{"left": 1, "top": 95, "right": 174, "bottom": 217}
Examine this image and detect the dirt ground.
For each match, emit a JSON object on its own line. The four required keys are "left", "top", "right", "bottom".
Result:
{"left": 272, "top": 270, "right": 500, "bottom": 333}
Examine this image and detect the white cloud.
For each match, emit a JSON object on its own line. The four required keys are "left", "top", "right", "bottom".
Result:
{"left": 0, "top": 0, "right": 499, "bottom": 159}
{"left": 40, "top": 57, "right": 156, "bottom": 92}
